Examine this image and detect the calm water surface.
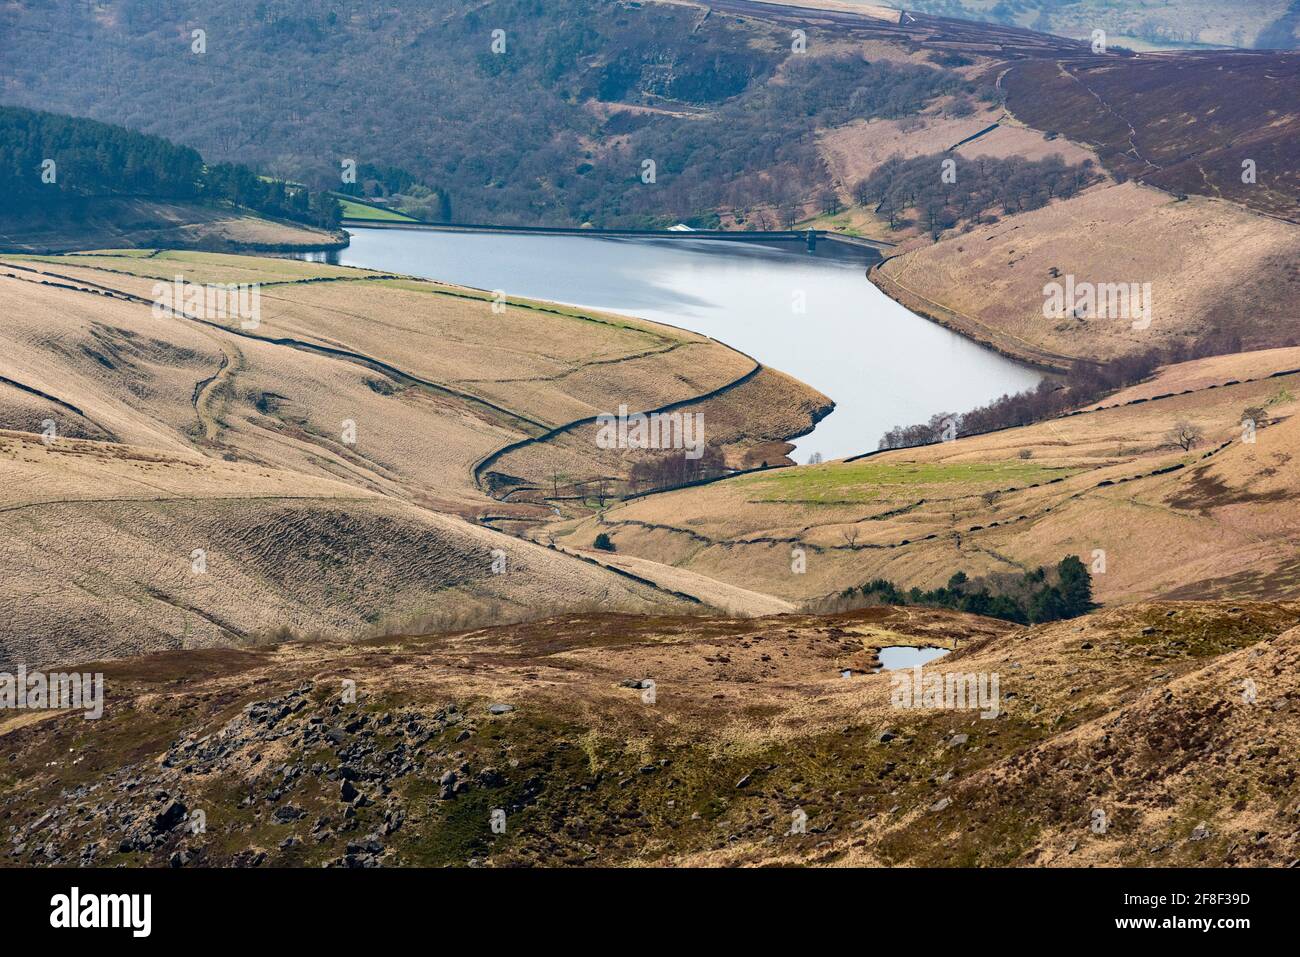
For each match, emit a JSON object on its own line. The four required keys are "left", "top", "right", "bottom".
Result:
{"left": 323, "top": 228, "right": 1041, "bottom": 460}
{"left": 876, "top": 646, "right": 952, "bottom": 671}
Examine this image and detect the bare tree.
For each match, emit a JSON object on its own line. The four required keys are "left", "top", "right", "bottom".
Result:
{"left": 1166, "top": 420, "right": 1204, "bottom": 451}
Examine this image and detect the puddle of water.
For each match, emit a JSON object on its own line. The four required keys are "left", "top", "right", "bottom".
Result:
{"left": 874, "top": 646, "right": 951, "bottom": 671}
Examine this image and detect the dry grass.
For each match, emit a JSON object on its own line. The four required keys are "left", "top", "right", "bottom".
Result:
{"left": 557, "top": 360, "right": 1300, "bottom": 606}
{"left": 0, "top": 199, "right": 339, "bottom": 254}
{"left": 0, "top": 429, "right": 694, "bottom": 670}
{"left": 0, "top": 250, "right": 834, "bottom": 665}
{"left": 876, "top": 181, "right": 1300, "bottom": 364}
{"left": 818, "top": 105, "right": 1099, "bottom": 196}
{"left": 1084, "top": 346, "right": 1300, "bottom": 409}
{"left": 3, "top": 598, "right": 1296, "bottom": 867}
{"left": 0, "top": 252, "right": 828, "bottom": 516}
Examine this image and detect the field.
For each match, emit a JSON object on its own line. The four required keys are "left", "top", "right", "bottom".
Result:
{"left": 0, "top": 249, "right": 829, "bottom": 664}
{"left": 554, "top": 345, "right": 1300, "bottom": 606}
{"left": 334, "top": 197, "right": 419, "bottom": 223}
{"left": 732, "top": 459, "right": 1080, "bottom": 504}
{"left": 874, "top": 181, "right": 1300, "bottom": 364}
{"left": 0, "top": 197, "right": 341, "bottom": 254}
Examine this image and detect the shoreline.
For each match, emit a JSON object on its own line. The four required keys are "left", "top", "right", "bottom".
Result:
{"left": 341, "top": 217, "right": 1066, "bottom": 376}
{"left": 339, "top": 217, "right": 897, "bottom": 254}
{"left": 866, "top": 258, "right": 1074, "bottom": 374}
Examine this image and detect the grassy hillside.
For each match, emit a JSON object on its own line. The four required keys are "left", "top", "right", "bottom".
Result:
{"left": 0, "top": 249, "right": 829, "bottom": 663}
{"left": 874, "top": 182, "right": 1300, "bottom": 366}
{"left": 0, "top": 196, "right": 341, "bottom": 254}
{"left": 556, "top": 345, "right": 1300, "bottom": 607}
{"left": 334, "top": 196, "right": 419, "bottom": 222}
{"left": 4, "top": 598, "right": 1297, "bottom": 866}
{"left": 0, "top": 106, "right": 343, "bottom": 251}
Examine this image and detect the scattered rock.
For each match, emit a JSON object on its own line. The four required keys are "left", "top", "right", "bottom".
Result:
{"left": 152, "top": 800, "right": 187, "bottom": 834}
{"left": 274, "top": 804, "right": 306, "bottom": 823}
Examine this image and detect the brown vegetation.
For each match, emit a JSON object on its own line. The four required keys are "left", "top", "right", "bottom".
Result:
{"left": 0, "top": 250, "right": 830, "bottom": 664}
{"left": 3, "top": 598, "right": 1296, "bottom": 867}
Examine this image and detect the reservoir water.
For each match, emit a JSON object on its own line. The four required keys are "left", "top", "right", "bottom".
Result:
{"left": 321, "top": 228, "right": 1042, "bottom": 460}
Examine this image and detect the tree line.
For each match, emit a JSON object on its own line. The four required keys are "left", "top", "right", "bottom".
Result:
{"left": 855, "top": 151, "right": 1101, "bottom": 238}
{"left": 811, "top": 555, "right": 1095, "bottom": 625}
{"left": 1, "top": 105, "right": 340, "bottom": 229}
{"left": 878, "top": 330, "right": 1278, "bottom": 451}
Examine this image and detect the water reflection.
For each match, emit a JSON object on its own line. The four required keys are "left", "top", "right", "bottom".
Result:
{"left": 306, "top": 228, "right": 1042, "bottom": 460}
{"left": 875, "top": 646, "right": 952, "bottom": 671}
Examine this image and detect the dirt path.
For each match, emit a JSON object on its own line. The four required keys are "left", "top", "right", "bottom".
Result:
{"left": 190, "top": 337, "right": 242, "bottom": 442}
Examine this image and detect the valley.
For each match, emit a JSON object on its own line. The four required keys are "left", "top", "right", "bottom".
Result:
{"left": 0, "top": 0, "right": 1297, "bottom": 882}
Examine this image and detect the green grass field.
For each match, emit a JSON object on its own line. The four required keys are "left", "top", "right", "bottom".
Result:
{"left": 736, "top": 459, "right": 1081, "bottom": 504}
{"left": 334, "top": 196, "right": 419, "bottom": 222}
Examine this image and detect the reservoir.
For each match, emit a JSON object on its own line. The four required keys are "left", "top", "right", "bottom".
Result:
{"left": 321, "top": 227, "right": 1042, "bottom": 460}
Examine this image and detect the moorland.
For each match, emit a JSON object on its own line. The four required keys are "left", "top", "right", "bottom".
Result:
{"left": 1, "top": 0, "right": 1297, "bottom": 870}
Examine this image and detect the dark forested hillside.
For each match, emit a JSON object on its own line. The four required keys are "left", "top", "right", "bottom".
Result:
{"left": 0, "top": 106, "right": 340, "bottom": 228}
{"left": 1, "top": 107, "right": 204, "bottom": 203}
{"left": 0, "top": 0, "right": 970, "bottom": 226}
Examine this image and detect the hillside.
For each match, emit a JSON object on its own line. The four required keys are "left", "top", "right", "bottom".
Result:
{"left": 0, "top": 0, "right": 1070, "bottom": 227}
{"left": 864, "top": 44, "right": 1300, "bottom": 366}
{"left": 0, "top": 429, "right": 691, "bottom": 671}
{"left": 3, "top": 598, "right": 1297, "bottom": 867}
{"left": 0, "top": 196, "right": 341, "bottom": 254}
{"left": 1001, "top": 51, "right": 1300, "bottom": 221}
{"left": 0, "top": 250, "right": 829, "bottom": 665}
{"left": 873, "top": 182, "right": 1300, "bottom": 365}
{"left": 554, "top": 345, "right": 1300, "bottom": 607}
{"left": 879, "top": 0, "right": 1298, "bottom": 50}
{"left": 0, "top": 106, "right": 342, "bottom": 253}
